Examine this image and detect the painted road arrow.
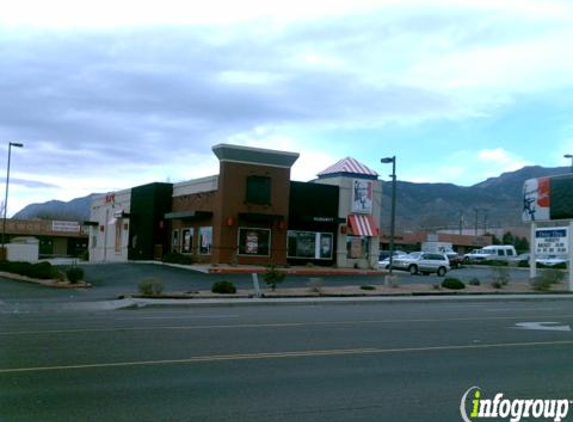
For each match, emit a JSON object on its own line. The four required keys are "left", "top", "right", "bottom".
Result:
{"left": 515, "top": 322, "right": 572, "bottom": 332}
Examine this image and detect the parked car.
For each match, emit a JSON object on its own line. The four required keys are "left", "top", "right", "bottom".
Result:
{"left": 536, "top": 255, "right": 568, "bottom": 267}
{"left": 378, "top": 250, "right": 407, "bottom": 268}
{"left": 463, "top": 249, "right": 491, "bottom": 262}
{"left": 445, "top": 252, "right": 464, "bottom": 269}
{"left": 389, "top": 252, "right": 450, "bottom": 276}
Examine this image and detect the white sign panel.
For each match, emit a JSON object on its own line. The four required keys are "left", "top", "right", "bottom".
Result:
{"left": 51, "top": 221, "right": 81, "bottom": 233}
{"left": 351, "top": 179, "right": 373, "bottom": 214}
{"left": 535, "top": 227, "right": 568, "bottom": 255}
{"left": 523, "top": 177, "right": 550, "bottom": 222}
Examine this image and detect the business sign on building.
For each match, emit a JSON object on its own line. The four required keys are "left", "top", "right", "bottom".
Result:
{"left": 523, "top": 174, "right": 573, "bottom": 222}
{"left": 351, "top": 179, "right": 373, "bottom": 214}
{"left": 535, "top": 227, "right": 568, "bottom": 255}
{"left": 51, "top": 221, "right": 81, "bottom": 233}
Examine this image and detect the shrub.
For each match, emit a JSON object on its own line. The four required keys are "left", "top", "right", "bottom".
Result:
{"left": 79, "top": 250, "right": 90, "bottom": 261}
{"left": 360, "top": 285, "right": 376, "bottom": 291}
{"left": 531, "top": 268, "right": 566, "bottom": 291}
{"left": 211, "top": 280, "right": 237, "bottom": 294}
{"left": 441, "top": 278, "right": 465, "bottom": 290}
{"left": 29, "top": 262, "right": 55, "bottom": 279}
{"left": 162, "top": 252, "right": 193, "bottom": 265}
{"left": 66, "top": 267, "right": 84, "bottom": 284}
{"left": 468, "top": 277, "right": 481, "bottom": 286}
{"left": 490, "top": 266, "right": 511, "bottom": 286}
{"left": 0, "top": 261, "right": 58, "bottom": 280}
{"left": 138, "top": 278, "right": 164, "bottom": 296}
{"left": 491, "top": 281, "right": 503, "bottom": 289}
{"left": 263, "top": 265, "right": 286, "bottom": 291}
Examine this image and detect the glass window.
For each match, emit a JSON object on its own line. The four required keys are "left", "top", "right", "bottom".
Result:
{"left": 346, "top": 235, "right": 370, "bottom": 259}
{"left": 287, "top": 231, "right": 333, "bottom": 260}
{"left": 114, "top": 218, "right": 122, "bottom": 253}
{"left": 181, "top": 228, "right": 194, "bottom": 254}
{"left": 238, "top": 228, "right": 271, "bottom": 256}
{"left": 199, "top": 226, "right": 213, "bottom": 255}
{"left": 171, "top": 229, "right": 180, "bottom": 252}
{"left": 319, "top": 233, "right": 333, "bottom": 259}
{"left": 246, "top": 176, "right": 271, "bottom": 205}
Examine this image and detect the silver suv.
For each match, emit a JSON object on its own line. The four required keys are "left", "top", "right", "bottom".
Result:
{"left": 391, "top": 252, "right": 450, "bottom": 276}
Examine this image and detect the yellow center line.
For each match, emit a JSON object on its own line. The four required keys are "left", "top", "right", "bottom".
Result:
{"left": 4, "top": 314, "right": 573, "bottom": 336}
{"left": 2, "top": 340, "right": 573, "bottom": 374}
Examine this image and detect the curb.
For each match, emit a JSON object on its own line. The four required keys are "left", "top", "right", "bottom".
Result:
{"left": 128, "top": 293, "right": 573, "bottom": 309}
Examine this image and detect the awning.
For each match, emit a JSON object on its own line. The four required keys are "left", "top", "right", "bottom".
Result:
{"left": 164, "top": 211, "right": 213, "bottom": 220}
{"left": 348, "top": 215, "right": 379, "bottom": 237}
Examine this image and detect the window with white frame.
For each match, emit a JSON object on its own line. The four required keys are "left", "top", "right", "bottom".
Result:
{"left": 287, "top": 231, "right": 333, "bottom": 260}
{"left": 199, "top": 226, "right": 213, "bottom": 255}
{"left": 181, "top": 228, "right": 194, "bottom": 254}
{"left": 238, "top": 228, "right": 271, "bottom": 256}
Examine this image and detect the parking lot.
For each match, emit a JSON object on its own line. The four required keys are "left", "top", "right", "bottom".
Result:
{"left": 0, "top": 262, "right": 535, "bottom": 306}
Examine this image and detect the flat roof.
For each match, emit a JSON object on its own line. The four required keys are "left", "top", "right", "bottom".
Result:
{"left": 212, "top": 143, "right": 299, "bottom": 168}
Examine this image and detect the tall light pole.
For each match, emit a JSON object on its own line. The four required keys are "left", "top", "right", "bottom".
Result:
{"left": 564, "top": 154, "right": 573, "bottom": 173}
{"left": 381, "top": 156, "right": 396, "bottom": 274}
{"left": 2, "top": 142, "right": 24, "bottom": 252}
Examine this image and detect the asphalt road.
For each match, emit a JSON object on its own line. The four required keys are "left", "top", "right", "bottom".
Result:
{"left": 0, "top": 263, "right": 535, "bottom": 304}
{"left": 2, "top": 300, "right": 573, "bottom": 421}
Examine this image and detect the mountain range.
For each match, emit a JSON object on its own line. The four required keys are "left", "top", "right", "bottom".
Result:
{"left": 12, "top": 166, "right": 570, "bottom": 231}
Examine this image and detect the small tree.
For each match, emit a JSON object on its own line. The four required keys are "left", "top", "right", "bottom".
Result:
{"left": 263, "top": 265, "right": 286, "bottom": 291}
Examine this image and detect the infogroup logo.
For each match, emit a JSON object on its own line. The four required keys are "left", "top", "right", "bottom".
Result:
{"left": 460, "top": 387, "right": 571, "bottom": 422}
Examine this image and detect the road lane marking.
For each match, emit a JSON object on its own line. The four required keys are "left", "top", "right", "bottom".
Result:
{"left": 3, "top": 340, "right": 573, "bottom": 374}
{"left": 515, "top": 322, "right": 572, "bottom": 332}
{"left": 5, "top": 314, "right": 573, "bottom": 336}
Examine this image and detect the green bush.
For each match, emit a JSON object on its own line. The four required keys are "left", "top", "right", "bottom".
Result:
{"left": 138, "top": 278, "right": 164, "bottom": 296}
{"left": 491, "top": 281, "right": 503, "bottom": 289}
{"left": 211, "top": 280, "right": 237, "bottom": 294}
{"left": 162, "top": 252, "right": 193, "bottom": 265}
{"left": 474, "top": 259, "right": 508, "bottom": 267}
{"left": 0, "top": 261, "right": 58, "bottom": 280}
{"left": 66, "top": 267, "right": 84, "bottom": 284}
{"left": 263, "top": 265, "right": 286, "bottom": 291}
{"left": 469, "top": 277, "right": 481, "bottom": 286}
{"left": 441, "top": 278, "right": 465, "bottom": 290}
{"left": 537, "top": 262, "right": 567, "bottom": 270}
{"left": 360, "top": 285, "right": 376, "bottom": 291}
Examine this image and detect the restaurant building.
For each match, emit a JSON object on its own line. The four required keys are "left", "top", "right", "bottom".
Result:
{"left": 88, "top": 144, "right": 381, "bottom": 268}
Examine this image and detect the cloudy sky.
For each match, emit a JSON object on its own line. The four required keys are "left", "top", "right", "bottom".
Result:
{"left": 2, "top": 0, "right": 573, "bottom": 215}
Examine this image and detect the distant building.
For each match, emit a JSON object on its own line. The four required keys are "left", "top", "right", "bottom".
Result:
{"left": 88, "top": 144, "right": 382, "bottom": 268}
{"left": 2, "top": 219, "right": 88, "bottom": 258}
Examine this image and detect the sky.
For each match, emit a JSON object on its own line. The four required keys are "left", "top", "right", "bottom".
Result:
{"left": 2, "top": 0, "right": 573, "bottom": 216}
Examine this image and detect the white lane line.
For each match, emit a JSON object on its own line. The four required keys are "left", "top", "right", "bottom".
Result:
{"left": 5, "top": 314, "right": 573, "bottom": 336}
{"left": 3, "top": 340, "right": 573, "bottom": 374}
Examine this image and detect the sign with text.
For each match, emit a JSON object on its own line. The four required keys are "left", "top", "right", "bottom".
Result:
{"left": 51, "top": 221, "right": 81, "bottom": 233}
{"left": 535, "top": 227, "right": 568, "bottom": 255}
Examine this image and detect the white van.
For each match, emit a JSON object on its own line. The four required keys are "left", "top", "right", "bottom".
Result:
{"left": 481, "top": 245, "right": 517, "bottom": 260}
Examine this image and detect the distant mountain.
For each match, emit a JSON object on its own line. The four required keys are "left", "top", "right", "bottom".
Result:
{"left": 380, "top": 166, "right": 572, "bottom": 232}
{"left": 12, "top": 194, "right": 99, "bottom": 221}
{"left": 11, "top": 165, "right": 571, "bottom": 230}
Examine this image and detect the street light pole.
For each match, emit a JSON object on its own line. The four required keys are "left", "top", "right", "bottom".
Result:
{"left": 564, "top": 154, "right": 573, "bottom": 173}
{"left": 381, "top": 156, "right": 396, "bottom": 274}
{"left": 2, "top": 142, "right": 24, "bottom": 253}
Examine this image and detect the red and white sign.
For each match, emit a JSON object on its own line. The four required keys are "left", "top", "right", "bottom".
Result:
{"left": 523, "top": 177, "right": 550, "bottom": 222}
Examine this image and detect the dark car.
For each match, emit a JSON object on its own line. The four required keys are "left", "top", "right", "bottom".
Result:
{"left": 446, "top": 252, "right": 464, "bottom": 269}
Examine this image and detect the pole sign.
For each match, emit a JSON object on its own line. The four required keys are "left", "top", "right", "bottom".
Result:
{"left": 523, "top": 174, "right": 573, "bottom": 222}
{"left": 535, "top": 227, "right": 568, "bottom": 255}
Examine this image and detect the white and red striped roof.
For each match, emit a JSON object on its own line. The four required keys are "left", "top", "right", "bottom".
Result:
{"left": 348, "top": 214, "right": 379, "bottom": 237}
{"left": 317, "top": 157, "right": 378, "bottom": 177}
